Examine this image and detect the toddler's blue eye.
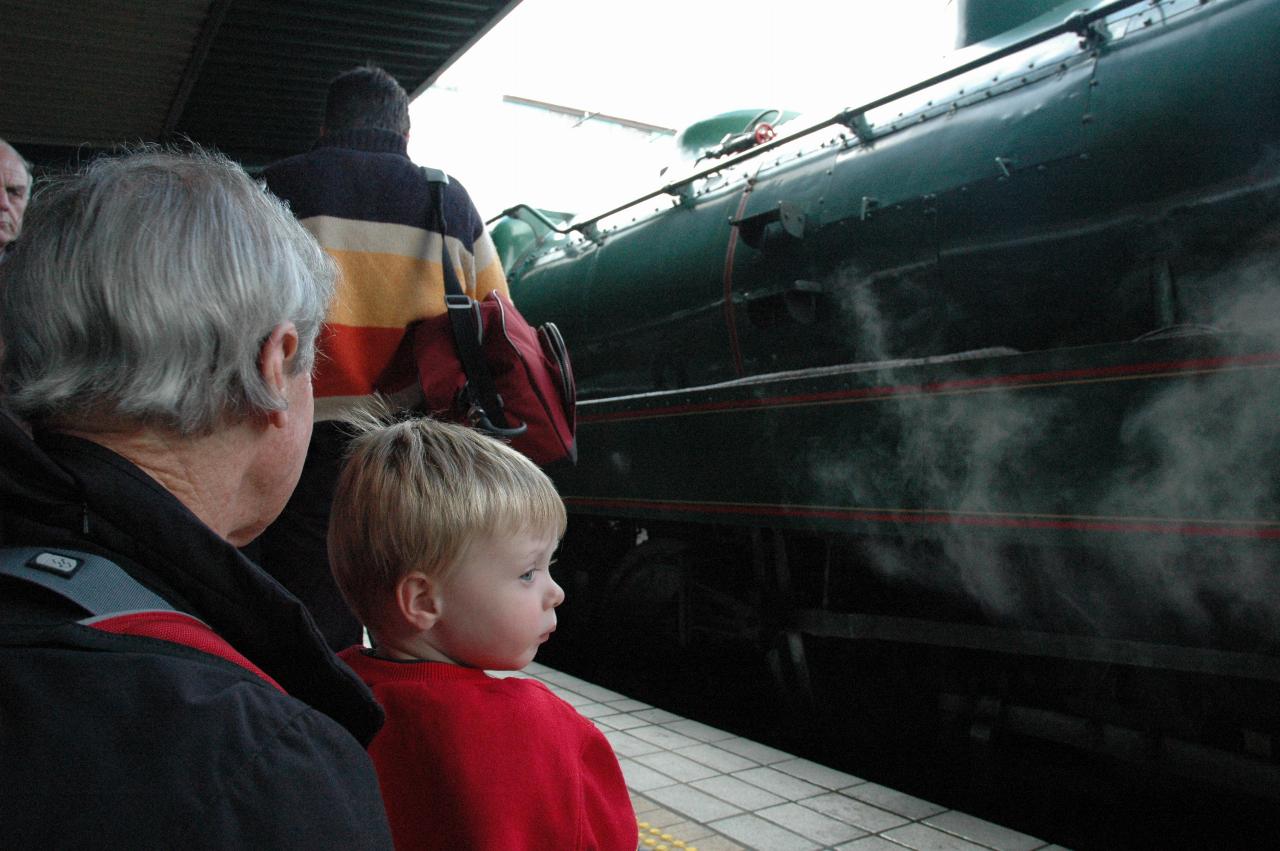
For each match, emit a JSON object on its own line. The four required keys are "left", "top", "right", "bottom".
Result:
{"left": 518, "top": 570, "right": 534, "bottom": 581}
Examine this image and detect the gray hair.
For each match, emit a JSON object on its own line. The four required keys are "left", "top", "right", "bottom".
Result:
{"left": 0, "top": 146, "right": 336, "bottom": 434}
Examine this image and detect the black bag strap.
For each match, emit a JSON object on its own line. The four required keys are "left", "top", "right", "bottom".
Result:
{"left": 0, "top": 546, "right": 178, "bottom": 617}
{"left": 422, "top": 169, "right": 526, "bottom": 438}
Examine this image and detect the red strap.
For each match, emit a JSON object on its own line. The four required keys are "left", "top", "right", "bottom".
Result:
{"left": 90, "top": 611, "right": 286, "bottom": 694}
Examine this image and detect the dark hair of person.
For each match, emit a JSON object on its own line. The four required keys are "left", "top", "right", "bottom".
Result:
{"left": 323, "top": 65, "right": 411, "bottom": 136}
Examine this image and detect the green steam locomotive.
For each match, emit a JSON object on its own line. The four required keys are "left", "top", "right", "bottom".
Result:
{"left": 492, "top": 0, "right": 1280, "bottom": 792}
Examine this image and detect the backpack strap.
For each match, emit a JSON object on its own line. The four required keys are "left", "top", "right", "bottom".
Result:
{"left": 0, "top": 546, "right": 174, "bottom": 614}
{"left": 0, "top": 547, "right": 285, "bottom": 693}
{"left": 86, "top": 610, "right": 285, "bottom": 693}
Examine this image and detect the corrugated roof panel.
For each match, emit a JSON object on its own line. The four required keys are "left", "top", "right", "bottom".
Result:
{"left": 175, "top": 0, "right": 518, "bottom": 167}
{"left": 0, "top": 0, "right": 212, "bottom": 147}
{"left": 0, "top": 0, "right": 519, "bottom": 170}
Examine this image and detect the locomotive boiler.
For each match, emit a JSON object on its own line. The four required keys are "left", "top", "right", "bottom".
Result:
{"left": 491, "top": 0, "right": 1280, "bottom": 793}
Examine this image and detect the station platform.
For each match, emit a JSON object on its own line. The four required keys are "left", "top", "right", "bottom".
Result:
{"left": 508, "top": 662, "right": 1066, "bottom": 851}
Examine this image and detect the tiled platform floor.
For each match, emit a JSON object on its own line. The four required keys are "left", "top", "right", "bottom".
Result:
{"left": 508, "top": 662, "right": 1069, "bottom": 851}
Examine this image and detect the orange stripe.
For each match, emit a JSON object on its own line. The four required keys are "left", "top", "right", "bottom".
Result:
{"left": 475, "top": 259, "right": 510, "bottom": 300}
{"left": 313, "top": 324, "right": 408, "bottom": 398}
{"left": 325, "top": 251, "right": 509, "bottom": 326}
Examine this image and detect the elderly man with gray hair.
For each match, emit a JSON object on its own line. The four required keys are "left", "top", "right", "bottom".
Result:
{"left": 0, "top": 138, "right": 31, "bottom": 251}
{"left": 0, "top": 148, "right": 393, "bottom": 848}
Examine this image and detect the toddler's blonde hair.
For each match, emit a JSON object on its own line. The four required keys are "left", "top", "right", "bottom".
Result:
{"left": 328, "top": 410, "right": 567, "bottom": 630}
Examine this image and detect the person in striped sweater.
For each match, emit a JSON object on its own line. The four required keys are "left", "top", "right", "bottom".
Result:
{"left": 256, "top": 65, "right": 509, "bottom": 650}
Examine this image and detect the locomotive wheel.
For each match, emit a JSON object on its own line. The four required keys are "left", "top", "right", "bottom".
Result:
{"left": 766, "top": 629, "right": 816, "bottom": 711}
{"left": 752, "top": 529, "right": 817, "bottom": 709}
{"left": 592, "top": 537, "right": 692, "bottom": 647}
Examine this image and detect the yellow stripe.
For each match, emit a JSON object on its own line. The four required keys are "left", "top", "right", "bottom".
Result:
{"left": 301, "top": 214, "right": 509, "bottom": 323}
{"left": 328, "top": 251, "right": 446, "bottom": 326}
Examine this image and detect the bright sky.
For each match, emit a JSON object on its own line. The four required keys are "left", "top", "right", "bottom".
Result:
{"left": 410, "top": 0, "right": 958, "bottom": 218}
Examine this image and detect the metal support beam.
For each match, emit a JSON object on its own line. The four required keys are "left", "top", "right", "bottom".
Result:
{"left": 164, "top": 0, "right": 234, "bottom": 138}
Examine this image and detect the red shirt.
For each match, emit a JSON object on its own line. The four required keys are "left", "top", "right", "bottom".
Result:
{"left": 340, "top": 648, "right": 637, "bottom": 851}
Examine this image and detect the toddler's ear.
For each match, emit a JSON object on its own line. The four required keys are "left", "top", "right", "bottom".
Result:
{"left": 395, "top": 572, "right": 441, "bottom": 631}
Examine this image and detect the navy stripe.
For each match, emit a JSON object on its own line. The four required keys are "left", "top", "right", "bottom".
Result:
{"left": 263, "top": 130, "right": 483, "bottom": 252}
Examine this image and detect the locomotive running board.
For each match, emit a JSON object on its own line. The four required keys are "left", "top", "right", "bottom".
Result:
{"left": 794, "top": 609, "right": 1280, "bottom": 683}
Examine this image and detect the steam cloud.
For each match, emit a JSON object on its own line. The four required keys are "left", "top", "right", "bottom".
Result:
{"left": 811, "top": 247, "right": 1280, "bottom": 647}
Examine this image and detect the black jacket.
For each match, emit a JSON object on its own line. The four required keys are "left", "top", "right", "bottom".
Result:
{"left": 0, "top": 411, "right": 393, "bottom": 849}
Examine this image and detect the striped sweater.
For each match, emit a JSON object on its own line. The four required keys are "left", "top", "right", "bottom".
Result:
{"left": 263, "top": 128, "right": 508, "bottom": 421}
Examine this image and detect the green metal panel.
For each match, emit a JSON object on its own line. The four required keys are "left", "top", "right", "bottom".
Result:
{"left": 556, "top": 336, "right": 1280, "bottom": 548}
{"left": 956, "top": 0, "right": 1070, "bottom": 47}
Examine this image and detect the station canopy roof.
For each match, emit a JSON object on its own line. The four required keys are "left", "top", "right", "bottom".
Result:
{"left": 0, "top": 0, "right": 520, "bottom": 172}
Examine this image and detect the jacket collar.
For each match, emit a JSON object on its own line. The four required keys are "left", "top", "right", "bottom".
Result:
{"left": 6, "top": 429, "right": 384, "bottom": 744}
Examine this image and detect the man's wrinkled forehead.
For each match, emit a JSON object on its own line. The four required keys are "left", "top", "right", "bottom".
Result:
{"left": 0, "top": 146, "right": 30, "bottom": 194}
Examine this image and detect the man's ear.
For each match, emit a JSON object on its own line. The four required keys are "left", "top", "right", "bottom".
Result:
{"left": 258, "top": 322, "right": 300, "bottom": 428}
{"left": 395, "top": 571, "right": 442, "bottom": 632}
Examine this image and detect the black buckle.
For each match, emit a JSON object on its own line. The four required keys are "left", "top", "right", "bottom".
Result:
{"left": 466, "top": 401, "right": 528, "bottom": 439}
